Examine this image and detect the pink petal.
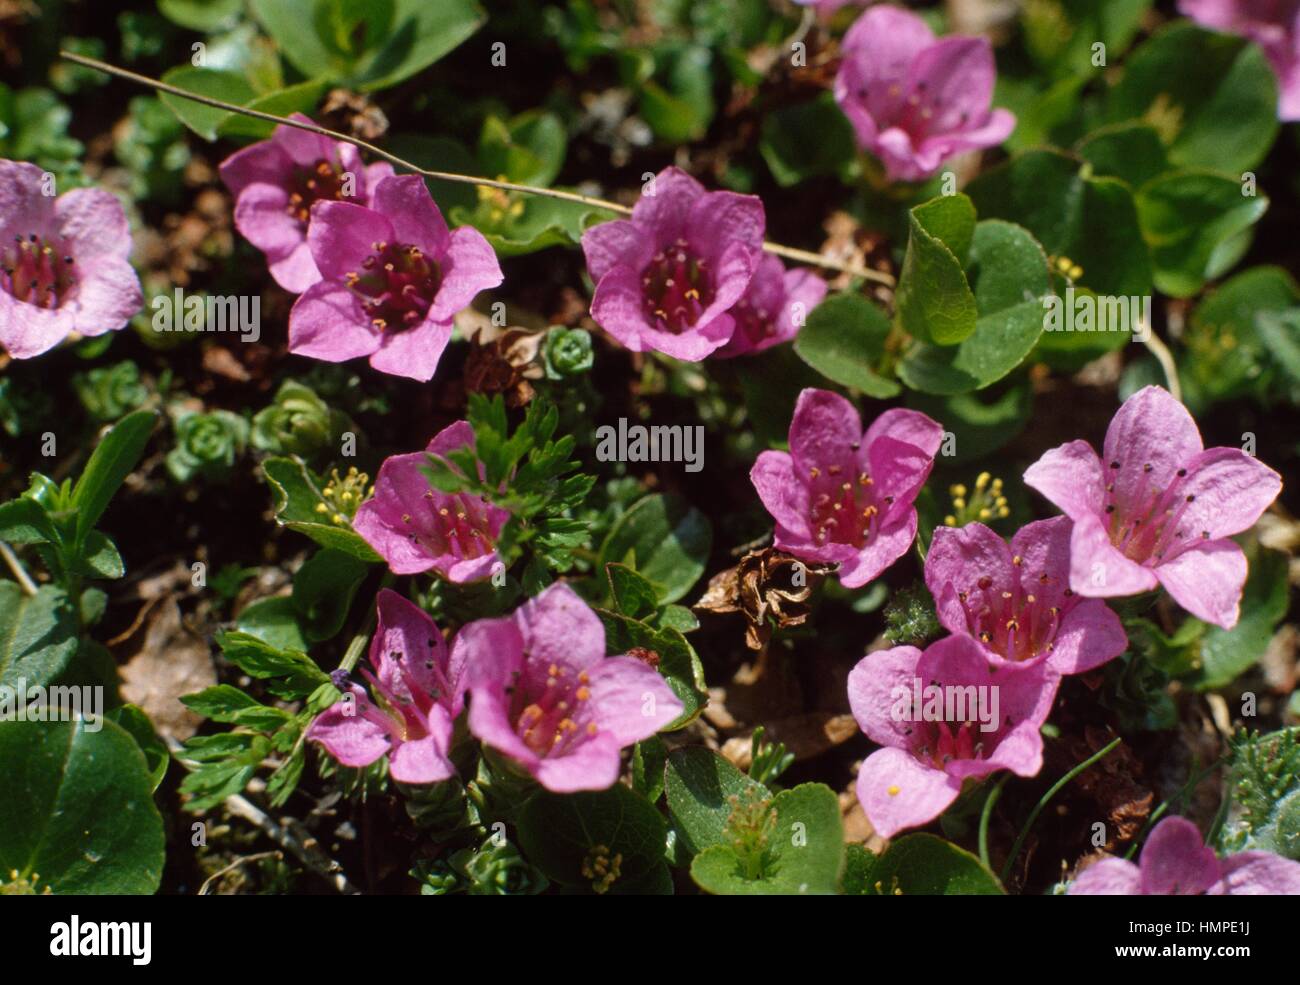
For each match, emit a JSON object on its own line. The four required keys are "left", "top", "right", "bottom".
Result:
{"left": 428, "top": 225, "right": 503, "bottom": 323}
{"left": 514, "top": 582, "right": 607, "bottom": 681}
{"left": 0, "top": 294, "right": 78, "bottom": 358}
{"left": 266, "top": 241, "right": 322, "bottom": 293}
{"left": 925, "top": 522, "right": 1014, "bottom": 636}
{"left": 788, "top": 388, "right": 863, "bottom": 479}
{"left": 1102, "top": 386, "right": 1203, "bottom": 518}
{"left": 864, "top": 407, "right": 946, "bottom": 459}
{"left": 368, "top": 317, "right": 453, "bottom": 381}
{"left": 532, "top": 732, "right": 623, "bottom": 793}
{"left": 219, "top": 139, "right": 291, "bottom": 197}
{"left": 1154, "top": 539, "right": 1248, "bottom": 629}
{"left": 1139, "top": 816, "right": 1220, "bottom": 895}
{"left": 388, "top": 730, "right": 456, "bottom": 784}
{"left": 582, "top": 218, "right": 654, "bottom": 282}
{"left": 685, "top": 190, "right": 766, "bottom": 266}
{"left": 856, "top": 746, "right": 961, "bottom": 840}
{"left": 1049, "top": 598, "right": 1128, "bottom": 674}
{"left": 1176, "top": 446, "right": 1282, "bottom": 542}
{"left": 54, "top": 187, "right": 133, "bottom": 262}
{"left": 583, "top": 657, "right": 684, "bottom": 744}
{"left": 1023, "top": 439, "right": 1106, "bottom": 519}
{"left": 1068, "top": 857, "right": 1142, "bottom": 895}
{"left": 1069, "top": 511, "right": 1160, "bottom": 597}
{"left": 369, "top": 174, "right": 450, "bottom": 256}
{"left": 837, "top": 510, "right": 918, "bottom": 588}
{"left": 750, "top": 450, "right": 812, "bottom": 540}
{"left": 0, "top": 160, "right": 56, "bottom": 240}
{"left": 629, "top": 166, "right": 705, "bottom": 240}
{"left": 287, "top": 281, "right": 380, "bottom": 362}
{"left": 1212, "top": 852, "right": 1300, "bottom": 895}
{"left": 67, "top": 257, "right": 143, "bottom": 337}
{"left": 846, "top": 644, "right": 924, "bottom": 748}
{"left": 306, "top": 200, "right": 394, "bottom": 281}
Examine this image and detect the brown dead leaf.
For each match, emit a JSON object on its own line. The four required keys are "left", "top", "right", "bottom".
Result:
{"left": 118, "top": 596, "right": 216, "bottom": 741}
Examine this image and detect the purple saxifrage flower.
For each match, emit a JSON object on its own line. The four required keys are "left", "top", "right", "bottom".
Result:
{"left": 456, "top": 582, "right": 684, "bottom": 793}
{"left": 307, "top": 589, "right": 464, "bottom": 784}
{"left": 833, "top": 5, "right": 1016, "bottom": 183}
{"left": 0, "top": 160, "right": 142, "bottom": 359}
{"left": 219, "top": 113, "right": 395, "bottom": 292}
{"left": 751, "top": 388, "right": 943, "bottom": 588}
{"left": 925, "top": 517, "right": 1128, "bottom": 674}
{"left": 353, "top": 420, "right": 510, "bottom": 582}
{"left": 848, "top": 634, "right": 1058, "bottom": 839}
{"left": 581, "top": 166, "right": 766, "bottom": 361}
{"left": 1179, "top": 1, "right": 1300, "bottom": 120}
{"left": 1024, "top": 385, "right": 1281, "bottom": 629}
{"left": 288, "top": 174, "right": 503, "bottom": 381}
{"left": 713, "top": 254, "right": 827, "bottom": 358}
{"left": 1069, "top": 815, "right": 1300, "bottom": 895}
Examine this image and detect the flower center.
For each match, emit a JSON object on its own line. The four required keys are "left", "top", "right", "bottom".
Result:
{"left": 512, "top": 663, "right": 596, "bottom": 757}
{"left": 345, "top": 241, "right": 440, "bottom": 333}
{"left": 808, "top": 465, "right": 881, "bottom": 549}
{"left": 957, "top": 564, "right": 1068, "bottom": 663}
{"left": 2, "top": 234, "right": 76, "bottom": 309}
{"left": 287, "top": 159, "right": 351, "bottom": 225}
{"left": 400, "top": 490, "right": 496, "bottom": 561}
{"left": 1102, "top": 461, "right": 1205, "bottom": 564}
{"left": 641, "top": 239, "right": 714, "bottom": 333}
{"left": 917, "top": 720, "right": 986, "bottom": 769}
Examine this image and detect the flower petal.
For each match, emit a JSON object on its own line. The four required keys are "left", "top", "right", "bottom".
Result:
{"left": 1069, "top": 511, "right": 1160, "bottom": 597}
{"left": 1154, "top": 539, "right": 1248, "bottom": 629}
{"left": 1138, "top": 816, "right": 1220, "bottom": 895}
{"left": 1175, "top": 446, "right": 1282, "bottom": 542}
{"left": 1024, "top": 439, "right": 1106, "bottom": 519}
{"left": 1213, "top": 851, "right": 1300, "bottom": 895}
{"left": 370, "top": 174, "right": 450, "bottom": 256}
{"left": 847, "top": 644, "right": 924, "bottom": 748}
{"left": 428, "top": 225, "right": 503, "bottom": 323}
{"left": 856, "top": 746, "right": 961, "bottom": 840}
{"left": 1102, "top": 386, "right": 1203, "bottom": 518}
{"left": 287, "top": 281, "right": 379, "bottom": 362}
{"left": 306, "top": 200, "right": 394, "bottom": 281}
{"left": 1068, "top": 857, "right": 1142, "bottom": 895}
{"left": 583, "top": 656, "right": 684, "bottom": 744}
{"left": 368, "top": 317, "right": 453, "bottom": 381}
{"left": 1049, "top": 598, "right": 1128, "bottom": 674}
{"left": 581, "top": 218, "right": 653, "bottom": 282}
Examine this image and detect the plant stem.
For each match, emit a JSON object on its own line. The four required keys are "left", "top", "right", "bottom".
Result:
{"left": 0, "top": 541, "right": 38, "bottom": 596}
{"left": 999, "top": 735, "right": 1123, "bottom": 884}
{"left": 59, "top": 51, "right": 896, "bottom": 287}
{"left": 978, "top": 775, "right": 1007, "bottom": 870}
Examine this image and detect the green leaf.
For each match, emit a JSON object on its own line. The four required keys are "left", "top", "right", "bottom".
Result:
{"left": 1106, "top": 23, "right": 1279, "bottom": 174}
{"left": 598, "top": 494, "right": 711, "bottom": 605}
{"left": 218, "top": 79, "right": 331, "bottom": 140}
{"left": 77, "top": 531, "right": 124, "bottom": 579}
{"left": 898, "top": 220, "right": 1049, "bottom": 394}
{"left": 217, "top": 630, "right": 330, "bottom": 699}
{"left": 262, "top": 457, "right": 382, "bottom": 562}
{"left": 1135, "top": 169, "right": 1268, "bottom": 298}
{"left": 106, "top": 704, "right": 169, "bottom": 793}
{"left": 0, "top": 496, "right": 56, "bottom": 545}
{"left": 158, "top": 67, "right": 256, "bottom": 141}
{"left": 895, "top": 194, "right": 979, "bottom": 346}
{"left": 967, "top": 148, "right": 1151, "bottom": 297}
{"left": 664, "top": 746, "right": 767, "bottom": 857}
{"left": 638, "top": 43, "right": 714, "bottom": 143}
{"left": 793, "top": 293, "right": 900, "bottom": 397}
{"left": 1022, "top": 0, "right": 1152, "bottom": 80}
{"left": 597, "top": 610, "right": 708, "bottom": 729}
{"left": 606, "top": 562, "right": 658, "bottom": 621}
{"left": 631, "top": 736, "right": 668, "bottom": 804}
{"left": 759, "top": 93, "right": 857, "bottom": 187}
{"left": 905, "top": 383, "right": 1030, "bottom": 465}
{"left": 1190, "top": 545, "right": 1288, "bottom": 691}
{"left": 180, "top": 685, "right": 291, "bottom": 731}
{"left": 0, "top": 719, "right": 165, "bottom": 893}
{"left": 478, "top": 111, "right": 566, "bottom": 188}
{"left": 292, "top": 548, "right": 368, "bottom": 642}
{"left": 516, "top": 785, "right": 671, "bottom": 894}
{"left": 158, "top": 0, "right": 243, "bottom": 31}
{"left": 850, "top": 833, "right": 1004, "bottom": 895}
{"left": 1075, "top": 121, "right": 1169, "bottom": 189}
{"left": 1220, "top": 728, "right": 1300, "bottom": 860}
{"left": 0, "top": 583, "right": 78, "bottom": 690}
{"left": 688, "top": 783, "right": 844, "bottom": 895}
{"left": 251, "top": 0, "right": 486, "bottom": 92}
{"left": 72, "top": 409, "right": 157, "bottom": 546}
{"left": 234, "top": 596, "right": 310, "bottom": 654}
{"left": 452, "top": 192, "right": 611, "bottom": 257}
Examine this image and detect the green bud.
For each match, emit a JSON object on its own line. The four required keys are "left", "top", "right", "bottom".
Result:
{"left": 543, "top": 326, "right": 594, "bottom": 378}
{"left": 251, "top": 381, "right": 346, "bottom": 460}
{"left": 166, "top": 409, "right": 249, "bottom": 483}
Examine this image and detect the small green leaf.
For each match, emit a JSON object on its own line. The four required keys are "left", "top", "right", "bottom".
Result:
{"left": 606, "top": 562, "right": 658, "bottom": 620}
{"left": 759, "top": 93, "right": 857, "bottom": 187}
{"left": 158, "top": 67, "right": 256, "bottom": 141}
{"left": 72, "top": 409, "right": 157, "bottom": 546}
{"left": 234, "top": 597, "right": 309, "bottom": 654}
{"left": 0, "top": 719, "right": 165, "bottom": 894}
{"left": 793, "top": 293, "right": 900, "bottom": 397}
{"left": 262, "top": 457, "right": 382, "bottom": 562}
{"left": 598, "top": 494, "right": 711, "bottom": 605}
{"left": 1190, "top": 544, "right": 1288, "bottom": 690}
{"left": 0, "top": 583, "right": 78, "bottom": 691}
{"left": 292, "top": 548, "right": 368, "bottom": 642}
{"left": 664, "top": 746, "right": 767, "bottom": 857}
{"left": 106, "top": 704, "right": 169, "bottom": 792}
{"left": 895, "top": 194, "right": 979, "bottom": 346}
{"left": 849, "top": 833, "right": 1004, "bottom": 895}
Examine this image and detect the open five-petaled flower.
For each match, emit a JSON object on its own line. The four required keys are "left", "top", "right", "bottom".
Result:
{"left": 288, "top": 174, "right": 503, "bottom": 381}
{"left": 751, "top": 388, "right": 943, "bottom": 588}
{"left": 353, "top": 420, "right": 510, "bottom": 582}
{"left": 848, "top": 634, "right": 1058, "bottom": 839}
{"left": 833, "top": 5, "right": 1016, "bottom": 183}
{"left": 581, "top": 166, "right": 766, "bottom": 361}
{"left": 0, "top": 159, "right": 142, "bottom": 359}
{"left": 307, "top": 590, "right": 464, "bottom": 784}
{"left": 1069, "top": 815, "right": 1300, "bottom": 895}
{"left": 1024, "top": 385, "right": 1282, "bottom": 629}
{"left": 456, "top": 582, "right": 684, "bottom": 792}
{"left": 926, "top": 517, "right": 1128, "bottom": 674}
{"left": 219, "top": 113, "right": 395, "bottom": 293}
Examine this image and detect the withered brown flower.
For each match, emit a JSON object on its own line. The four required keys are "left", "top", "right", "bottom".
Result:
{"left": 694, "top": 548, "right": 832, "bottom": 650}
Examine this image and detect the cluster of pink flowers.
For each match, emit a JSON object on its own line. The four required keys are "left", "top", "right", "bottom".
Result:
{"left": 220, "top": 115, "right": 503, "bottom": 382}
{"left": 309, "top": 582, "right": 682, "bottom": 793}
{"left": 746, "top": 386, "right": 1280, "bottom": 840}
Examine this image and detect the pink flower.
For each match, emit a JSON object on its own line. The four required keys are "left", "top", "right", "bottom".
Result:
{"left": 848, "top": 634, "right": 1058, "bottom": 839}
{"left": 925, "top": 518, "right": 1128, "bottom": 675}
{"left": 713, "top": 254, "right": 827, "bottom": 358}
{"left": 353, "top": 420, "right": 510, "bottom": 582}
{"left": 287, "top": 174, "right": 503, "bottom": 381}
{"left": 1179, "top": 1, "right": 1300, "bottom": 120}
{"left": 307, "top": 590, "right": 463, "bottom": 784}
{"left": 581, "top": 166, "right": 766, "bottom": 361}
{"left": 0, "top": 160, "right": 142, "bottom": 359}
{"left": 457, "top": 582, "right": 684, "bottom": 792}
{"left": 1024, "top": 386, "right": 1282, "bottom": 630}
{"left": 1070, "top": 815, "right": 1300, "bottom": 894}
{"left": 751, "top": 388, "right": 943, "bottom": 588}
{"left": 833, "top": 5, "right": 1016, "bottom": 182}
{"left": 219, "top": 113, "right": 395, "bottom": 292}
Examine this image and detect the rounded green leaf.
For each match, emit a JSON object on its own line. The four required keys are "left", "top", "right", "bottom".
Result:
{"left": 895, "top": 194, "right": 979, "bottom": 346}
{"left": 0, "top": 718, "right": 165, "bottom": 894}
{"left": 852, "top": 833, "right": 1004, "bottom": 895}
{"left": 793, "top": 293, "right": 900, "bottom": 397}
{"left": 0, "top": 583, "right": 78, "bottom": 691}
{"left": 598, "top": 494, "right": 711, "bottom": 605}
